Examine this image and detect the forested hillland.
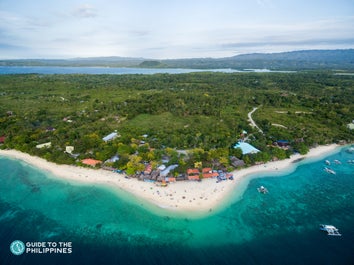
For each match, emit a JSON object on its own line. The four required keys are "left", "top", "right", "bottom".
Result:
{"left": 0, "top": 72, "right": 353, "bottom": 176}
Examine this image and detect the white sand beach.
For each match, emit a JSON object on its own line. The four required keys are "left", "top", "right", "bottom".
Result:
{"left": 0, "top": 144, "right": 339, "bottom": 215}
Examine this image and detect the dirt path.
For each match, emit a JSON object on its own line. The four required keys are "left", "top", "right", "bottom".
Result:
{"left": 248, "top": 107, "right": 263, "bottom": 134}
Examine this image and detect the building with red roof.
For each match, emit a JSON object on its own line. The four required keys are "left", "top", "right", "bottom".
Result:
{"left": 187, "top": 168, "right": 200, "bottom": 181}
{"left": 81, "top": 158, "right": 102, "bottom": 167}
{"left": 187, "top": 168, "right": 200, "bottom": 175}
{"left": 188, "top": 175, "right": 200, "bottom": 181}
{"left": 202, "top": 172, "right": 219, "bottom": 178}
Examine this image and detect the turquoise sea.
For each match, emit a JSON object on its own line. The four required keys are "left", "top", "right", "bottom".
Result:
{"left": 0, "top": 146, "right": 353, "bottom": 265}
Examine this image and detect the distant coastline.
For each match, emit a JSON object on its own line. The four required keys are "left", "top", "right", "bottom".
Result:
{"left": 0, "top": 66, "right": 294, "bottom": 75}
{"left": 0, "top": 144, "right": 340, "bottom": 217}
{"left": 1, "top": 49, "right": 354, "bottom": 70}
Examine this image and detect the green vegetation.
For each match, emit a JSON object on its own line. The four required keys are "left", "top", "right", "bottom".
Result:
{"left": 139, "top": 60, "right": 166, "bottom": 68}
{"left": 0, "top": 72, "right": 353, "bottom": 175}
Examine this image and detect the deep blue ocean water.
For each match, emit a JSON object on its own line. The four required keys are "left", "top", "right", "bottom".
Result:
{"left": 0, "top": 146, "right": 353, "bottom": 265}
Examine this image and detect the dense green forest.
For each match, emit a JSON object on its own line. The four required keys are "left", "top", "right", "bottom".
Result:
{"left": 0, "top": 72, "right": 353, "bottom": 175}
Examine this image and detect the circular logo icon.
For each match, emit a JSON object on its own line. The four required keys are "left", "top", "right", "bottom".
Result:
{"left": 10, "top": 240, "right": 25, "bottom": 255}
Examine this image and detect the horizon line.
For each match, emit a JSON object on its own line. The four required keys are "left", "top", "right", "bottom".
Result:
{"left": 1, "top": 48, "right": 354, "bottom": 61}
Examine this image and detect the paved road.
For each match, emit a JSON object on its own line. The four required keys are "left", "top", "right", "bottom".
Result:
{"left": 248, "top": 107, "right": 263, "bottom": 134}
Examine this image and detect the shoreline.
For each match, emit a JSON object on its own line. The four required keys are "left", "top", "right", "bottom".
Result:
{"left": 0, "top": 144, "right": 340, "bottom": 216}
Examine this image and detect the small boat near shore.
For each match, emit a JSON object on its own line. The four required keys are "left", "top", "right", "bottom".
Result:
{"left": 320, "top": 224, "right": 341, "bottom": 236}
{"left": 346, "top": 147, "right": 354, "bottom": 154}
{"left": 324, "top": 167, "right": 336, "bottom": 175}
{"left": 257, "top": 186, "right": 268, "bottom": 194}
{"left": 325, "top": 160, "right": 331, "bottom": 165}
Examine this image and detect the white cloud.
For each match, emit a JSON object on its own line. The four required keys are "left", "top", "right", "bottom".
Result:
{"left": 72, "top": 4, "right": 97, "bottom": 18}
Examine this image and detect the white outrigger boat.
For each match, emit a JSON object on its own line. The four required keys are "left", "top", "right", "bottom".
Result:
{"left": 257, "top": 186, "right": 268, "bottom": 194}
{"left": 325, "top": 160, "right": 331, "bottom": 165}
{"left": 324, "top": 167, "right": 336, "bottom": 175}
{"left": 320, "top": 224, "right": 341, "bottom": 236}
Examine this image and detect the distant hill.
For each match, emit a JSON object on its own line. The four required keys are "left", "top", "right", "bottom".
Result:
{"left": 1, "top": 49, "right": 354, "bottom": 70}
{"left": 0, "top": 57, "right": 146, "bottom": 67}
{"left": 162, "top": 49, "right": 354, "bottom": 70}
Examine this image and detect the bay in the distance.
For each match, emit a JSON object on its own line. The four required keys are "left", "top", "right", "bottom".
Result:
{"left": 0, "top": 66, "right": 239, "bottom": 75}
{"left": 0, "top": 66, "right": 294, "bottom": 75}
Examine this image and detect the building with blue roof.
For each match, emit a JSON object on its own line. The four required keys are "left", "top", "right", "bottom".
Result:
{"left": 233, "top": 142, "right": 260, "bottom": 155}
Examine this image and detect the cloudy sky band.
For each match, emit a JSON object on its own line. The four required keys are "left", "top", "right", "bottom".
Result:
{"left": 0, "top": 0, "right": 353, "bottom": 59}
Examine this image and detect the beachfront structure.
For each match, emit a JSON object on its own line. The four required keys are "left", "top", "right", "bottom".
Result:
{"left": 233, "top": 142, "right": 260, "bottom": 155}
{"left": 230, "top": 156, "right": 245, "bottom": 168}
{"left": 187, "top": 168, "right": 200, "bottom": 175}
{"left": 36, "top": 142, "right": 52, "bottom": 149}
{"left": 165, "top": 177, "right": 176, "bottom": 183}
{"left": 160, "top": 164, "right": 178, "bottom": 177}
{"left": 347, "top": 122, "right": 354, "bottom": 130}
{"left": 0, "top": 135, "right": 6, "bottom": 144}
{"left": 102, "top": 132, "right": 118, "bottom": 142}
{"left": 81, "top": 158, "right": 102, "bottom": 167}
{"left": 144, "top": 164, "right": 152, "bottom": 175}
{"left": 187, "top": 168, "right": 200, "bottom": 181}
{"left": 276, "top": 140, "right": 290, "bottom": 147}
{"left": 65, "top": 146, "right": 74, "bottom": 154}
{"left": 188, "top": 175, "right": 200, "bottom": 181}
{"left": 202, "top": 168, "right": 218, "bottom": 178}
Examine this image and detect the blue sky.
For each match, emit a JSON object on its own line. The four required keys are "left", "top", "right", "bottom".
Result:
{"left": 0, "top": 0, "right": 353, "bottom": 59}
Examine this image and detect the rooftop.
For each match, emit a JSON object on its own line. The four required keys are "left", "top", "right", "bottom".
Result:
{"left": 82, "top": 158, "right": 102, "bottom": 166}
{"left": 233, "top": 142, "right": 260, "bottom": 155}
{"left": 102, "top": 132, "right": 118, "bottom": 142}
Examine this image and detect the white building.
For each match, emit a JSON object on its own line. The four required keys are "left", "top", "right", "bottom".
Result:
{"left": 102, "top": 132, "right": 118, "bottom": 142}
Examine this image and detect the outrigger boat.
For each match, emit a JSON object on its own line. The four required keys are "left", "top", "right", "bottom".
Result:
{"left": 257, "top": 186, "right": 268, "bottom": 194}
{"left": 325, "top": 160, "right": 331, "bottom": 165}
{"left": 324, "top": 167, "right": 336, "bottom": 175}
{"left": 320, "top": 224, "right": 341, "bottom": 236}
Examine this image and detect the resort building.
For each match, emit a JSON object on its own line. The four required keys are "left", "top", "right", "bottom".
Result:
{"left": 160, "top": 165, "right": 178, "bottom": 177}
{"left": 144, "top": 164, "right": 152, "bottom": 175}
{"left": 188, "top": 175, "right": 200, "bottom": 181}
{"left": 36, "top": 142, "right": 52, "bottom": 149}
{"left": 65, "top": 146, "right": 74, "bottom": 154}
{"left": 347, "top": 122, "right": 354, "bottom": 130}
{"left": 105, "top": 154, "right": 119, "bottom": 163}
{"left": 102, "top": 132, "right": 118, "bottom": 142}
{"left": 233, "top": 142, "right": 260, "bottom": 155}
{"left": 275, "top": 140, "right": 290, "bottom": 149}
{"left": 81, "top": 158, "right": 102, "bottom": 167}
{"left": 202, "top": 168, "right": 219, "bottom": 178}
{"left": 0, "top": 135, "right": 6, "bottom": 144}
{"left": 229, "top": 156, "right": 245, "bottom": 168}
{"left": 187, "top": 168, "right": 200, "bottom": 181}
{"left": 165, "top": 177, "right": 176, "bottom": 183}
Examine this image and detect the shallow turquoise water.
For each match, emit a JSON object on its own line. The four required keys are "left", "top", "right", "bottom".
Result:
{"left": 0, "top": 146, "right": 353, "bottom": 264}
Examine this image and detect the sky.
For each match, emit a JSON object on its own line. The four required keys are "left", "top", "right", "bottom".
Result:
{"left": 0, "top": 0, "right": 354, "bottom": 59}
